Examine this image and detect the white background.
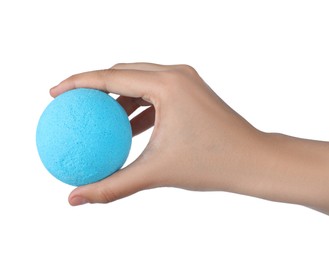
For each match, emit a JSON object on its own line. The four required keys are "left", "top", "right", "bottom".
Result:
{"left": 1, "top": 0, "right": 329, "bottom": 259}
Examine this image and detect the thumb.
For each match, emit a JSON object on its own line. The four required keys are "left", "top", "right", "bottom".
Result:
{"left": 68, "top": 163, "right": 154, "bottom": 206}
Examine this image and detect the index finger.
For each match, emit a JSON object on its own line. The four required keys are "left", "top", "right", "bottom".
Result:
{"left": 50, "top": 69, "right": 160, "bottom": 103}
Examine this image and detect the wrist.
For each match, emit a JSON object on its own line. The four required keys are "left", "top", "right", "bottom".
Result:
{"left": 234, "top": 132, "right": 329, "bottom": 213}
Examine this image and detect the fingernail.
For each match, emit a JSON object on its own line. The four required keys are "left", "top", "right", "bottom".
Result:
{"left": 49, "top": 87, "right": 56, "bottom": 96}
{"left": 70, "top": 196, "right": 89, "bottom": 206}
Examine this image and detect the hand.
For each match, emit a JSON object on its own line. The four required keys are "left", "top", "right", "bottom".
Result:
{"left": 50, "top": 62, "right": 329, "bottom": 214}
{"left": 50, "top": 63, "right": 263, "bottom": 205}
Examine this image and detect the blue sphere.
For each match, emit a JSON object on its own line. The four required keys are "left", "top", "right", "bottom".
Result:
{"left": 36, "top": 88, "right": 132, "bottom": 186}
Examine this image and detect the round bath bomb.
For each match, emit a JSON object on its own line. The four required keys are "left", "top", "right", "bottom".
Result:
{"left": 36, "top": 88, "right": 132, "bottom": 186}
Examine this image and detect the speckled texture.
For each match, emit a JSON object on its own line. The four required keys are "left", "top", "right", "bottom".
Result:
{"left": 36, "top": 88, "right": 132, "bottom": 186}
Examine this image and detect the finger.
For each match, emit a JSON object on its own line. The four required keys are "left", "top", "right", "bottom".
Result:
{"left": 111, "top": 62, "right": 171, "bottom": 71}
{"left": 116, "top": 96, "right": 141, "bottom": 116}
{"left": 68, "top": 163, "right": 155, "bottom": 205}
{"left": 130, "top": 106, "right": 155, "bottom": 137}
{"left": 50, "top": 69, "right": 160, "bottom": 101}
{"left": 135, "top": 98, "right": 152, "bottom": 106}
{"left": 116, "top": 96, "right": 153, "bottom": 117}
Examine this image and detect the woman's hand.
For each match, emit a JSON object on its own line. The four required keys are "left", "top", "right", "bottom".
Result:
{"left": 50, "top": 62, "right": 329, "bottom": 215}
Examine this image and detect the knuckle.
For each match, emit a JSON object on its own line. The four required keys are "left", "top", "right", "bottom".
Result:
{"left": 176, "top": 64, "right": 198, "bottom": 75}
{"left": 97, "top": 185, "right": 118, "bottom": 203}
{"left": 101, "top": 67, "right": 118, "bottom": 80}
{"left": 110, "top": 63, "right": 126, "bottom": 69}
{"left": 155, "top": 64, "right": 199, "bottom": 96}
{"left": 65, "top": 74, "right": 80, "bottom": 88}
{"left": 67, "top": 74, "right": 78, "bottom": 82}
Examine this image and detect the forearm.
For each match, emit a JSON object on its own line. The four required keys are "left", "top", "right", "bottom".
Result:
{"left": 231, "top": 132, "right": 329, "bottom": 214}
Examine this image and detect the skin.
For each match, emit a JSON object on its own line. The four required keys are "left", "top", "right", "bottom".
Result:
{"left": 50, "top": 63, "right": 329, "bottom": 215}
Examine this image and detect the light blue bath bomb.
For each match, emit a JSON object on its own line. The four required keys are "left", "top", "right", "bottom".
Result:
{"left": 36, "top": 88, "right": 132, "bottom": 186}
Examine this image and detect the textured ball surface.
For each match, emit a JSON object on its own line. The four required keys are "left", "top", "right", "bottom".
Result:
{"left": 36, "top": 88, "right": 132, "bottom": 186}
